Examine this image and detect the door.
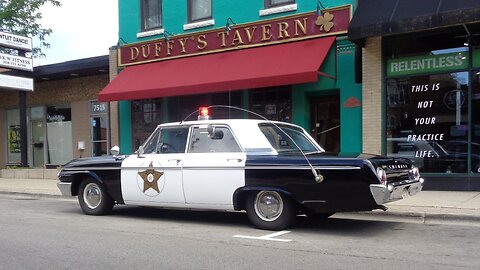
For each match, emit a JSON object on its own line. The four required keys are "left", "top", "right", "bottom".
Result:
{"left": 311, "top": 95, "right": 340, "bottom": 153}
{"left": 91, "top": 116, "right": 108, "bottom": 156}
{"left": 182, "top": 125, "right": 246, "bottom": 210}
{"left": 31, "top": 120, "right": 45, "bottom": 167}
{"left": 121, "top": 126, "right": 189, "bottom": 206}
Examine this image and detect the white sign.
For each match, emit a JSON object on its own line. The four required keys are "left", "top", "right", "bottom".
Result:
{"left": 0, "top": 53, "right": 33, "bottom": 71}
{"left": 0, "top": 73, "right": 33, "bottom": 91}
{"left": 0, "top": 32, "right": 32, "bottom": 52}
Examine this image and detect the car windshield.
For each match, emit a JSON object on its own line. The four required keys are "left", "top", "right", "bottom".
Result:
{"left": 141, "top": 126, "right": 189, "bottom": 154}
{"left": 258, "top": 123, "right": 322, "bottom": 154}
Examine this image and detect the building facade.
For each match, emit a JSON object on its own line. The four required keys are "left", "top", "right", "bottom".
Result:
{"left": 0, "top": 56, "right": 119, "bottom": 168}
{"left": 349, "top": 0, "right": 480, "bottom": 190}
{"left": 103, "top": 0, "right": 362, "bottom": 156}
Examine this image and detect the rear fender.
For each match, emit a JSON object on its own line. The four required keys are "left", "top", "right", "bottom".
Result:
{"left": 233, "top": 186, "right": 296, "bottom": 211}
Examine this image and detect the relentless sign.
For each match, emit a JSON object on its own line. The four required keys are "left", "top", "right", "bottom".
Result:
{"left": 0, "top": 31, "right": 32, "bottom": 51}
{"left": 387, "top": 52, "right": 468, "bottom": 77}
{"left": 0, "top": 53, "right": 33, "bottom": 71}
{"left": 119, "top": 5, "right": 351, "bottom": 66}
{"left": 0, "top": 73, "right": 33, "bottom": 91}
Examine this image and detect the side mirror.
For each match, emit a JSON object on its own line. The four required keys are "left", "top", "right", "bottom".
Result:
{"left": 137, "top": 145, "right": 144, "bottom": 158}
{"left": 110, "top": 145, "right": 120, "bottom": 156}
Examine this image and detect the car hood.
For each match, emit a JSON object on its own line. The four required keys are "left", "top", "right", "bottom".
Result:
{"left": 62, "top": 155, "right": 128, "bottom": 169}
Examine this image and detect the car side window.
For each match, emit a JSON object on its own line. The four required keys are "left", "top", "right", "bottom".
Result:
{"left": 156, "top": 126, "right": 189, "bottom": 154}
{"left": 188, "top": 125, "right": 242, "bottom": 153}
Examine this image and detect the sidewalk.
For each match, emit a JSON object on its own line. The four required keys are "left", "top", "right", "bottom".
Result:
{"left": 1, "top": 177, "right": 479, "bottom": 225}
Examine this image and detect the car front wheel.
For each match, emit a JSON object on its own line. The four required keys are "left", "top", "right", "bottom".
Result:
{"left": 246, "top": 190, "right": 296, "bottom": 230}
{"left": 78, "top": 178, "right": 114, "bottom": 215}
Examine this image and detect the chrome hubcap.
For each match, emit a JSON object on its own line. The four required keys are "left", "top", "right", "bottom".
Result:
{"left": 254, "top": 191, "right": 283, "bottom": 222}
{"left": 83, "top": 183, "right": 102, "bottom": 209}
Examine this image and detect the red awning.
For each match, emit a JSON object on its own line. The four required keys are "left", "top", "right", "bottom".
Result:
{"left": 98, "top": 36, "right": 335, "bottom": 102}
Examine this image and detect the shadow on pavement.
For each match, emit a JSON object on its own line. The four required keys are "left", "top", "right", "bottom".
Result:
{"left": 99, "top": 205, "right": 405, "bottom": 235}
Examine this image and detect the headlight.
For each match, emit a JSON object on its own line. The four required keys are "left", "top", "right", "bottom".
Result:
{"left": 376, "top": 167, "right": 387, "bottom": 185}
{"left": 410, "top": 166, "right": 421, "bottom": 180}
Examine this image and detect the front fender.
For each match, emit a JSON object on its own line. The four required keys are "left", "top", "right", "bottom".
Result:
{"left": 59, "top": 170, "right": 103, "bottom": 196}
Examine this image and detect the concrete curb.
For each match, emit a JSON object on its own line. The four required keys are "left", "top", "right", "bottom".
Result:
{"left": 0, "top": 190, "right": 68, "bottom": 200}
{"left": 337, "top": 210, "right": 480, "bottom": 227}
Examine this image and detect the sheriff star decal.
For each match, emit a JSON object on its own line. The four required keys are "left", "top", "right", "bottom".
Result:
{"left": 137, "top": 162, "right": 165, "bottom": 196}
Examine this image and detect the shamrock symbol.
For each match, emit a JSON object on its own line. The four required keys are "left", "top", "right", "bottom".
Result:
{"left": 315, "top": 12, "right": 334, "bottom": 32}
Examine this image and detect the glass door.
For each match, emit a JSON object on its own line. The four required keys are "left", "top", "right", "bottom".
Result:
{"left": 31, "top": 120, "right": 45, "bottom": 167}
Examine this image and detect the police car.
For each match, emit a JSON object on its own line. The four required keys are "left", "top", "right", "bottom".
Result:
{"left": 57, "top": 107, "right": 424, "bottom": 230}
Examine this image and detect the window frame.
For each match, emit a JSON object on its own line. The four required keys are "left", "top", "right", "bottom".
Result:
{"left": 264, "top": 0, "right": 295, "bottom": 9}
{"left": 187, "top": 125, "right": 242, "bottom": 153}
{"left": 187, "top": 0, "right": 212, "bottom": 23}
{"left": 141, "top": 0, "right": 163, "bottom": 32}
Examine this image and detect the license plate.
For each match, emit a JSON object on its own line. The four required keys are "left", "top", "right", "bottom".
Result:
{"left": 402, "top": 187, "right": 410, "bottom": 199}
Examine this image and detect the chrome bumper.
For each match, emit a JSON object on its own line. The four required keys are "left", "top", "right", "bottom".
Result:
{"left": 370, "top": 178, "right": 424, "bottom": 205}
{"left": 57, "top": 182, "right": 73, "bottom": 197}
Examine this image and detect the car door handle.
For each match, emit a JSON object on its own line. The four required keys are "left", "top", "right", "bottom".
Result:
{"left": 227, "top": 158, "right": 243, "bottom": 162}
{"left": 168, "top": 159, "right": 182, "bottom": 165}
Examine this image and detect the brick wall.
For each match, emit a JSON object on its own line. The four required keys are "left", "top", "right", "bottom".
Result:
{"left": 0, "top": 75, "right": 108, "bottom": 108}
{"left": 362, "top": 37, "right": 383, "bottom": 155}
{"left": 71, "top": 101, "right": 90, "bottom": 159}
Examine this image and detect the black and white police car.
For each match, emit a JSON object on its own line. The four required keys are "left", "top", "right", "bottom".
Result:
{"left": 57, "top": 107, "right": 424, "bottom": 230}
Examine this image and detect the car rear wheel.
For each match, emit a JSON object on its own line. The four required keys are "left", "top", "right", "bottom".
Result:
{"left": 246, "top": 190, "right": 296, "bottom": 230}
{"left": 78, "top": 178, "right": 114, "bottom": 215}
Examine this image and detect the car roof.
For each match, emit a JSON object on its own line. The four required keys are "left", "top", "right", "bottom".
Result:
{"left": 156, "top": 119, "right": 323, "bottom": 153}
{"left": 158, "top": 119, "right": 301, "bottom": 128}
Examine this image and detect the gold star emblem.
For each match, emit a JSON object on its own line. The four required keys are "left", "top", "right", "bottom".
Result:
{"left": 138, "top": 162, "right": 164, "bottom": 193}
{"left": 315, "top": 12, "right": 334, "bottom": 32}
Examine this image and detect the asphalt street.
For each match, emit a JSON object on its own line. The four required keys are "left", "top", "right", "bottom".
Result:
{"left": 1, "top": 193, "right": 479, "bottom": 270}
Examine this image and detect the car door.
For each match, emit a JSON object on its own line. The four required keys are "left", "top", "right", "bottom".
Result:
{"left": 182, "top": 124, "right": 246, "bottom": 210}
{"left": 121, "top": 125, "right": 189, "bottom": 206}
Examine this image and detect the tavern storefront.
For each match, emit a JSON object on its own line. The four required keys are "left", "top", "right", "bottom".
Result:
{"left": 349, "top": 0, "right": 480, "bottom": 190}
{"left": 101, "top": 4, "right": 362, "bottom": 156}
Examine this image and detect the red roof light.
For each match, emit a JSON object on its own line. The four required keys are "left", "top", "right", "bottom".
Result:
{"left": 198, "top": 107, "right": 210, "bottom": 120}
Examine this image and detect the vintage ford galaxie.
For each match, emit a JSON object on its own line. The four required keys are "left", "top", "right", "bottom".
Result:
{"left": 57, "top": 116, "right": 424, "bottom": 230}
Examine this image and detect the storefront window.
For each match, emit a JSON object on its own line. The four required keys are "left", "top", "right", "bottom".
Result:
{"left": 386, "top": 72, "right": 469, "bottom": 173}
{"left": 46, "top": 105, "right": 72, "bottom": 165}
{"left": 250, "top": 87, "right": 291, "bottom": 122}
{"left": 472, "top": 70, "right": 480, "bottom": 173}
{"left": 384, "top": 30, "right": 480, "bottom": 179}
{"left": 210, "top": 92, "right": 242, "bottom": 119}
{"left": 167, "top": 92, "right": 243, "bottom": 122}
{"left": 6, "top": 109, "right": 20, "bottom": 164}
{"left": 132, "top": 99, "right": 163, "bottom": 150}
